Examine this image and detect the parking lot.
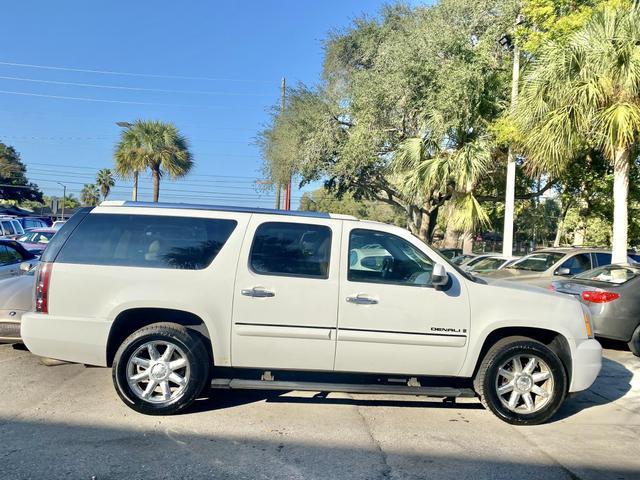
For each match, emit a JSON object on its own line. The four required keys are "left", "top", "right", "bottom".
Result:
{"left": 0, "top": 343, "right": 637, "bottom": 480}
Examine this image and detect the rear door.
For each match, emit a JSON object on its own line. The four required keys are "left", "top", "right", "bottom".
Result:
{"left": 335, "top": 224, "right": 471, "bottom": 376}
{"left": 231, "top": 215, "right": 342, "bottom": 371}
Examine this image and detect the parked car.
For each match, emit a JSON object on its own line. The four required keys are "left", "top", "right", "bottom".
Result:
{"left": 16, "top": 216, "right": 51, "bottom": 231}
{"left": 22, "top": 202, "right": 602, "bottom": 425}
{"left": 482, "top": 248, "right": 635, "bottom": 287}
{"left": 551, "top": 264, "right": 640, "bottom": 357}
{"left": 0, "top": 239, "right": 37, "bottom": 280}
{"left": 468, "top": 255, "right": 519, "bottom": 274}
{"left": 439, "top": 248, "right": 463, "bottom": 260}
{"left": 0, "top": 270, "right": 35, "bottom": 344}
{"left": 16, "top": 228, "right": 57, "bottom": 255}
{"left": 0, "top": 216, "right": 25, "bottom": 238}
{"left": 51, "top": 220, "right": 67, "bottom": 230}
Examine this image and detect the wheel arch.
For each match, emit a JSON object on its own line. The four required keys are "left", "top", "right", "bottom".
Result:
{"left": 470, "top": 327, "right": 572, "bottom": 385}
{"left": 106, "top": 308, "right": 213, "bottom": 367}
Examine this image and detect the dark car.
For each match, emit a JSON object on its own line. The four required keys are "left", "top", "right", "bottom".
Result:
{"left": 16, "top": 216, "right": 51, "bottom": 231}
{"left": 551, "top": 264, "right": 640, "bottom": 356}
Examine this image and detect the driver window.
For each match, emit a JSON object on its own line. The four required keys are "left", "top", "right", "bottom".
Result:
{"left": 559, "top": 253, "right": 591, "bottom": 275}
{"left": 348, "top": 229, "right": 433, "bottom": 286}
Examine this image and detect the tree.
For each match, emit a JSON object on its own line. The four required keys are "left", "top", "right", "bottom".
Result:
{"left": 114, "top": 120, "right": 193, "bottom": 202}
{"left": 514, "top": 3, "right": 640, "bottom": 262}
{"left": 80, "top": 184, "right": 100, "bottom": 206}
{"left": 258, "top": 0, "right": 519, "bottom": 241}
{"left": 96, "top": 168, "right": 115, "bottom": 201}
{"left": 0, "top": 142, "right": 43, "bottom": 203}
{"left": 299, "top": 188, "right": 405, "bottom": 225}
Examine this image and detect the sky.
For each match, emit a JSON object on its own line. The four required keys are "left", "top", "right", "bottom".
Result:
{"left": 0, "top": 0, "right": 424, "bottom": 209}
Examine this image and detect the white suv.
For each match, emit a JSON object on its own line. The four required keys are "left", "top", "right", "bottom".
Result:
{"left": 21, "top": 201, "right": 602, "bottom": 425}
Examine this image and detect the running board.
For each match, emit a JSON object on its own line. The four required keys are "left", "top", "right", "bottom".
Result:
{"left": 211, "top": 378, "right": 476, "bottom": 398}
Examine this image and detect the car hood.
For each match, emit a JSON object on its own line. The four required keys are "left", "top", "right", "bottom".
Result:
{"left": 0, "top": 275, "right": 34, "bottom": 311}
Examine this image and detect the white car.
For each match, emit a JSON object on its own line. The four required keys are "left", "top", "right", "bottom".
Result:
{"left": 21, "top": 201, "right": 602, "bottom": 425}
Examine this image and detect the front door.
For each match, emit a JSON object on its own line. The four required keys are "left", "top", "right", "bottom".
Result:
{"left": 335, "top": 226, "right": 471, "bottom": 376}
{"left": 231, "top": 215, "right": 342, "bottom": 371}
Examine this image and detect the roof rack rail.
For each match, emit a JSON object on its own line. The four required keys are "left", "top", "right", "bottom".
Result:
{"left": 98, "top": 200, "right": 359, "bottom": 221}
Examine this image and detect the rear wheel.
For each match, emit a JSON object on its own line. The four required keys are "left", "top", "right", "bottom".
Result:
{"left": 474, "top": 336, "right": 567, "bottom": 425}
{"left": 628, "top": 324, "right": 640, "bottom": 357}
{"left": 112, "top": 322, "right": 210, "bottom": 415}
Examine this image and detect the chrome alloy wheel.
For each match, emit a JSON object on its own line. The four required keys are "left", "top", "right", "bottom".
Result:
{"left": 495, "top": 354, "right": 554, "bottom": 414}
{"left": 126, "top": 341, "right": 191, "bottom": 404}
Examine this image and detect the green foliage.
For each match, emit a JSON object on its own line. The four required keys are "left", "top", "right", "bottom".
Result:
{"left": 0, "top": 142, "right": 43, "bottom": 203}
{"left": 80, "top": 184, "right": 100, "bottom": 206}
{"left": 299, "top": 188, "right": 406, "bottom": 226}
{"left": 114, "top": 120, "right": 193, "bottom": 202}
{"left": 258, "top": 0, "right": 519, "bottom": 239}
{"left": 96, "top": 168, "right": 115, "bottom": 201}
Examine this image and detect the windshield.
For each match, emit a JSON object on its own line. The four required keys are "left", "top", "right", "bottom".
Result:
{"left": 507, "top": 252, "right": 565, "bottom": 272}
{"left": 469, "top": 257, "right": 505, "bottom": 272}
{"left": 574, "top": 265, "right": 637, "bottom": 284}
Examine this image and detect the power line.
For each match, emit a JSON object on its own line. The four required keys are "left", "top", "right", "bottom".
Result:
{"left": 0, "top": 90, "right": 242, "bottom": 108}
{"left": 0, "top": 75, "right": 271, "bottom": 97}
{"left": 0, "top": 61, "right": 274, "bottom": 84}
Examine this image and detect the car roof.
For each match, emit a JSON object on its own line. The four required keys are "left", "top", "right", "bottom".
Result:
{"left": 98, "top": 200, "right": 359, "bottom": 221}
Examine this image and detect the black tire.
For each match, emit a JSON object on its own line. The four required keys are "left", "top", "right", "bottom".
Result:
{"left": 628, "top": 324, "right": 640, "bottom": 357}
{"left": 474, "top": 336, "right": 567, "bottom": 426}
{"left": 112, "top": 322, "right": 211, "bottom": 415}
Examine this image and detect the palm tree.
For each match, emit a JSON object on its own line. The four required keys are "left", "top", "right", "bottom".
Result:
{"left": 393, "top": 133, "right": 492, "bottom": 251}
{"left": 80, "top": 184, "right": 100, "bottom": 206}
{"left": 514, "top": 4, "right": 640, "bottom": 262}
{"left": 113, "top": 120, "right": 193, "bottom": 202}
{"left": 96, "top": 168, "right": 115, "bottom": 201}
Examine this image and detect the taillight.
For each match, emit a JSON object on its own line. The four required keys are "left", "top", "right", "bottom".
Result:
{"left": 581, "top": 290, "right": 620, "bottom": 303}
{"left": 35, "top": 262, "right": 52, "bottom": 313}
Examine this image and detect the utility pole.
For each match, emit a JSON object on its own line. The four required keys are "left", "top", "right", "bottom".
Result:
{"left": 502, "top": 14, "right": 524, "bottom": 257}
{"left": 275, "top": 78, "right": 285, "bottom": 209}
{"left": 57, "top": 182, "right": 67, "bottom": 220}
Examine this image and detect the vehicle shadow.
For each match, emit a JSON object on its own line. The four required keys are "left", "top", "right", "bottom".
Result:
{"left": 550, "top": 354, "right": 634, "bottom": 422}
{"left": 188, "top": 389, "right": 485, "bottom": 413}
{"left": 190, "top": 351, "right": 634, "bottom": 420}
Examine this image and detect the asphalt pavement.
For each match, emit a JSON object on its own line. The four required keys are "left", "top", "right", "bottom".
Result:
{"left": 0, "top": 343, "right": 638, "bottom": 480}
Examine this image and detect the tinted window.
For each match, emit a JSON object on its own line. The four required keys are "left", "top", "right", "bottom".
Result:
{"left": 508, "top": 252, "right": 565, "bottom": 272}
{"left": 11, "top": 220, "right": 24, "bottom": 235}
{"left": 594, "top": 253, "right": 612, "bottom": 267}
{"left": 349, "top": 229, "right": 433, "bottom": 286}
{"left": 0, "top": 245, "right": 23, "bottom": 264}
{"left": 559, "top": 253, "right": 591, "bottom": 275}
{"left": 57, "top": 214, "right": 237, "bottom": 270}
{"left": 1, "top": 221, "right": 15, "bottom": 235}
{"left": 250, "top": 222, "right": 331, "bottom": 278}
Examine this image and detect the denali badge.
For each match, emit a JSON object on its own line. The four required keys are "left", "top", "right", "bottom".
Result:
{"left": 431, "top": 327, "right": 465, "bottom": 334}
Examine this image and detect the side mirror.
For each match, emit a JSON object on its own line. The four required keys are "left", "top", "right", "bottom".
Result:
{"left": 431, "top": 263, "right": 449, "bottom": 288}
{"left": 20, "top": 262, "right": 34, "bottom": 273}
{"left": 555, "top": 267, "right": 571, "bottom": 276}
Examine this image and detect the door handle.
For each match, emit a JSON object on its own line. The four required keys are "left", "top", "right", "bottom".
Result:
{"left": 241, "top": 287, "right": 275, "bottom": 298}
{"left": 346, "top": 294, "right": 378, "bottom": 305}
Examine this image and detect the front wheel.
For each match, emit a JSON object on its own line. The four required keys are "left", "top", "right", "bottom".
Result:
{"left": 112, "top": 322, "right": 210, "bottom": 415}
{"left": 474, "top": 336, "right": 567, "bottom": 425}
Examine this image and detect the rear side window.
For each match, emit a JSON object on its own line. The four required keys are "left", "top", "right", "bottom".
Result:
{"left": 0, "top": 245, "right": 23, "bottom": 264}
{"left": 250, "top": 222, "right": 332, "bottom": 278}
{"left": 57, "top": 214, "right": 237, "bottom": 270}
